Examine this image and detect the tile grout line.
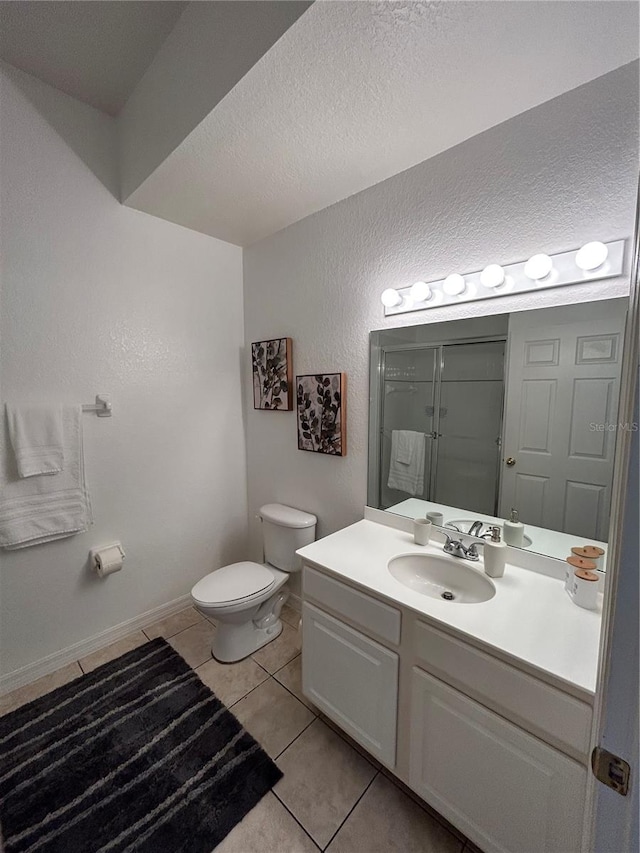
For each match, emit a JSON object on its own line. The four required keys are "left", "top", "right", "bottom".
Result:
{"left": 269, "top": 651, "right": 301, "bottom": 676}
{"left": 307, "top": 712, "right": 466, "bottom": 848}
{"left": 318, "top": 714, "right": 382, "bottom": 767}
{"left": 270, "top": 663, "right": 318, "bottom": 715}
{"left": 273, "top": 712, "right": 318, "bottom": 760}
{"left": 379, "top": 766, "right": 469, "bottom": 844}
{"left": 160, "top": 615, "right": 207, "bottom": 641}
{"left": 253, "top": 659, "right": 271, "bottom": 675}
{"left": 227, "top": 672, "right": 277, "bottom": 710}
{"left": 270, "top": 790, "right": 323, "bottom": 852}
{"left": 273, "top": 679, "right": 317, "bottom": 716}
{"left": 227, "top": 647, "right": 468, "bottom": 850}
{"left": 320, "top": 768, "right": 381, "bottom": 851}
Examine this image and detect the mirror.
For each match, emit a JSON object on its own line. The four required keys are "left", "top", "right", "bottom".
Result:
{"left": 367, "top": 298, "right": 628, "bottom": 566}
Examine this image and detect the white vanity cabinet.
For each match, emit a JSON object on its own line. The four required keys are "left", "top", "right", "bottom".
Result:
{"left": 301, "top": 562, "right": 591, "bottom": 853}
{"left": 301, "top": 566, "right": 402, "bottom": 767}
{"left": 410, "top": 668, "right": 586, "bottom": 853}
{"left": 302, "top": 602, "right": 399, "bottom": 767}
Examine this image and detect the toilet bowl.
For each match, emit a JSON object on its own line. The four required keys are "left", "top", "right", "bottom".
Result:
{"left": 191, "top": 504, "right": 316, "bottom": 662}
{"left": 192, "top": 561, "right": 290, "bottom": 662}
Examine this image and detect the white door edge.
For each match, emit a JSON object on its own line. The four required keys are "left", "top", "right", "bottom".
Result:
{"left": 586, "top": 187, "right": 640, "bottom": 852}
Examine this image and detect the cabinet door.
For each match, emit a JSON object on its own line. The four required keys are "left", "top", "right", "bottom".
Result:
{"left": 302, "top": 602, "right": 398, "bottom": 767}
{"left": 409, "top": 667, "right": 586, "bottom": 853}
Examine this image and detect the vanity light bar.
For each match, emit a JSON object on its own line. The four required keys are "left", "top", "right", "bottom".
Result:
{"left": 381, "top": 239, "right": 625, "bottom": 316}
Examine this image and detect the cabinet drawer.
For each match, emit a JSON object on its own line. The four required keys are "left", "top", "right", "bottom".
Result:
{"left": 413, "top": 619, "right": 592, "bottom": 758}
{"left": 302, "top": 602, "right": 398, "bottom": 767}
{"left": 410, "top": 668, "right": 586, "bottom": 853}
{"left": 303, "top": 565, "right": 401, "bottom": 645}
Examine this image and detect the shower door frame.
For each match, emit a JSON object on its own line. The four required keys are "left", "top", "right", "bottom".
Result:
{"left": 373, "top": 334, "right": 506, "bottom": 514}
{"left": 377, "top": 342, "right": 439, "bottom": 508}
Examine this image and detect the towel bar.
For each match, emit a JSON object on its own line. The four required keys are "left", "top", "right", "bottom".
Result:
{"left": 82, "top": 395, "right": 112, "bottom": 417}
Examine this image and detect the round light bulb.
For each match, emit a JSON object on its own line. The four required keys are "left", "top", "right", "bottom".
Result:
{"left": 380, "top": 288, "right": 402, "bottom": 308}
{"left": 524, "top": 253, "right": 553, "bottom": 281}
{"left": 409, "top": 281, "right": 432, "bottom": 302}
{"left": 480, "top": 264, "right": 505, "bottom": 288}
{"left": 576, "top": 241, "right": 608, "bottom": 272}
{"left": 442, "top": 274, "right": 466, "bottom": 296}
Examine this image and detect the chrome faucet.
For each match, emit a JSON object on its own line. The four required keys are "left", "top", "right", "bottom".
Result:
{"left": 468, "top": 520, "right": 484, "bottom": 537}
{"left": 443, "top": 534, "right": 481, "bottom": 562}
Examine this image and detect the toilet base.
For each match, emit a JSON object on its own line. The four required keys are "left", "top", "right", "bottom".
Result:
{"left": 212, "top": 618, "right": 284, "bottom": 663}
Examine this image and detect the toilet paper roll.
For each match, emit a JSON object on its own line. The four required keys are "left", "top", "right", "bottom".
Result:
{"left": 91, "top": 543, "right": 125, "bottom": 578}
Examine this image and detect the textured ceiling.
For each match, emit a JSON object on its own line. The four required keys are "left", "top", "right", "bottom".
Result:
{"left": 2, "top": 1, "right": 637, "bottom": 246}
{"left": 124, "top": 0, "right": 639, "bottom": 246}
{"left": 0, "top": 1, "right": 186, "bottom": 115}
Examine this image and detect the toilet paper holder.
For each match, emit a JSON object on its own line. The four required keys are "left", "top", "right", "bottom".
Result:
{"left": 90, "top": 542, "right": 126, "bottom": 577}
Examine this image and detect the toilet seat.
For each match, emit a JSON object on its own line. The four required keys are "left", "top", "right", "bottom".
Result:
{"left": 191, "top": 562, "right": 277, "bottom": 608}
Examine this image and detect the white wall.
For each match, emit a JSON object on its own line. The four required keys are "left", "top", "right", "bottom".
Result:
{"left": 0, "top": 65, "right": 247, "bottom": 677}
{"left": 243, "top": 62, "right": 639, "bottom": 589}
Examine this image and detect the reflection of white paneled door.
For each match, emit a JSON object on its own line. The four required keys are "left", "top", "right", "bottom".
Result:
{"left": 500, "top": 301, "right": 627, "bottom": 540}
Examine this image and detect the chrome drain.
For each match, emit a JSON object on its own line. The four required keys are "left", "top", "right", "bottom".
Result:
{"left": 441, "top": 591, "right": 455, "bottom": 601}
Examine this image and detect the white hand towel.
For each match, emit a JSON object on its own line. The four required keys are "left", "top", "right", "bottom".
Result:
{"left": 6, "top": 404, "right": 64, "bottom": 478}
{"left": 394, "top": 430, "right": 415, "bottom": 465}
{"left": 387, "top": 430, "right": 425, "bottom": 496}
{"left": 0, "top": 406, "right": 92, "bottom": 549}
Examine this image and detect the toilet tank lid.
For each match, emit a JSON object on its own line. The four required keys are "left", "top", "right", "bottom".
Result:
{"left": 259, "top": 503, "right": 317, "bottom": 528}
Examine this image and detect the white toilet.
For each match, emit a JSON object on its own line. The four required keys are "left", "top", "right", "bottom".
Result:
{"left": 191, "top": 503, "right": 317, "bottom": 663}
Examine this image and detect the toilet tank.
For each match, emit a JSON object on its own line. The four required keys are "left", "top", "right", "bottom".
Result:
{"left": 259, "top": 503, "right": 317, "bottom": 572}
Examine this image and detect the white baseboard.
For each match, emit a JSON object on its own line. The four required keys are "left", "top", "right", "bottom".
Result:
{"left": 1, "top": 593, "right": 192, "bottom": 696}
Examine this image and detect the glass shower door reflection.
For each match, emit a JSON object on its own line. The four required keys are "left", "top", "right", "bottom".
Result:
{"left": 432, "top": 341, "right": 505, "bottom": 516}
{"left": 379, "top": 347, "right": 437, "bottom": 508}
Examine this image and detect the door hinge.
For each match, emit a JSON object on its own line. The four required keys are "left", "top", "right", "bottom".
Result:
{"left": 591, "top": 746, "right": 631, "bottom": 796}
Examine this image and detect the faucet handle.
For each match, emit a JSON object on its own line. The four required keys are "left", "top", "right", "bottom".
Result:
{"left": 444, "top": 534, "right": 462, "bottom": 552}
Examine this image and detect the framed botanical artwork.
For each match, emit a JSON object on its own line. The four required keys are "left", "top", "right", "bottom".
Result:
{"left": 296, "top": 373, "right": 347, "bottom": 456}
{"left": 252, "top": 338, "right": 293, "bottom": 410}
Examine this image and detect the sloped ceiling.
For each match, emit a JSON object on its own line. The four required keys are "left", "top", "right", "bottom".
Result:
{"left": 0, "top": 1, "right": 187, "bottom": 115}
{"left": 121, "top": 1, "right": 639, "bottom": 246}
{"left": 1, "top": 1, "right": 638, "bottom": 247}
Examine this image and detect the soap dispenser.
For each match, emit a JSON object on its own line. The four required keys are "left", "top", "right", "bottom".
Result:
{"left": 503, "top": 508, "right": 524, "bottom": 547}
{"left": 483, "top": 526, "right": 507, "bottom": 578}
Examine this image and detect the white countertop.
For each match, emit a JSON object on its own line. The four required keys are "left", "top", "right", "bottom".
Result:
{"left": 297, "top": 518, "right": 603, "bottom": 701}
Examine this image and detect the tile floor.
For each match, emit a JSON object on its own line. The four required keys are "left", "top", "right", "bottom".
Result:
{"left": 1, "top": 605, "right": 479, "bottom": 853}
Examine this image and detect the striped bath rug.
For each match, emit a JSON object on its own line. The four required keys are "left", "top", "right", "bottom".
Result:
{"left": 0, "top": 638, "right": 282, "bottom": 852}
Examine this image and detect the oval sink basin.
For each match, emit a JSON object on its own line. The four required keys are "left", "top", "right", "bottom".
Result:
{"left": 388, "top": 554, "right": 496, "bottom": 604}
{"left": 448, "top": 519, "right": 533, "bottom": 549}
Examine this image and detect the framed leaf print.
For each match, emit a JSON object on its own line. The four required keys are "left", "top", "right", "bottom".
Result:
{"left": 252, "top": 338, "right": 293, "bottom": 410}
{"left": 296, "top": 373, "right": 347, "bottom": 456}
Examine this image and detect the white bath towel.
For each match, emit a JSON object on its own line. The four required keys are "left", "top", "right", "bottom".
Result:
{"left": 6, "top": 403, "right": 64, "bottom": 477}
{"left": 0, "top": 405, "right": 92, "bottom": 549}
{"left": 387, "top": 430, "right": 425, "bottom": 496}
